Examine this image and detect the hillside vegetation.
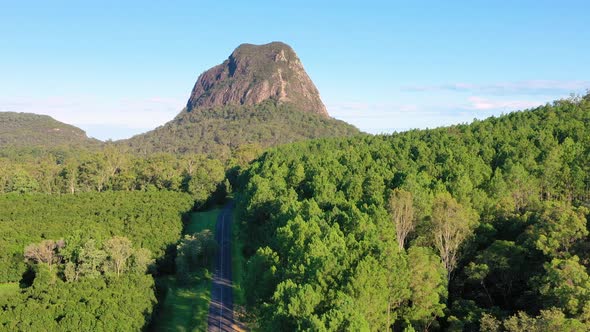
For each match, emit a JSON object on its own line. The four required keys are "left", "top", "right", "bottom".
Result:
{"left": 237, "top": 95, "right": 590, "bottom": 330}
{"left": 0, "top": 112, "right": 101, "bottom": 149}
{"left": 122, "top": 100, "right": 359, "bottom": 156}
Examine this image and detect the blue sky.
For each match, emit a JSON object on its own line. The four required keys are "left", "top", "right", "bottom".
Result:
{"left": 1, "top": 1, "right": 589, "bottom": 140}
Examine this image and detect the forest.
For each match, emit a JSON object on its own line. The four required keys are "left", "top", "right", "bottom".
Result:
{"left": 236, "top": 94, "right": 590, "bottom": 331}
{"left": 0, "top": 147, "right": 227, "bottom": 203}
{"left": 0, "top": 131, "right": 235, "bottom": 330}
{"left": 0, "top": 191, "right": 196, "bottom": 330}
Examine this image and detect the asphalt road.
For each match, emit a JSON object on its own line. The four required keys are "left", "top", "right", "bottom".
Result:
{"left": 207, "top": 201, "right": 236, "bottom": 332}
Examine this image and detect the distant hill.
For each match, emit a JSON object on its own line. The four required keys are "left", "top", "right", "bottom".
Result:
{"left": 0, "top": 112, "right": 101, "bottom": 149}
{"left": 122, "top": 42, "right": 360, "bottom": 155}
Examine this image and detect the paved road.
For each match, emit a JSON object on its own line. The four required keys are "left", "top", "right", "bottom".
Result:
{"left": 207, "top": 201, "right": 236, "bottom": 332}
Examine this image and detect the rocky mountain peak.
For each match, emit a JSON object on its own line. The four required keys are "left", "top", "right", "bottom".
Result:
{"left": 186, "top": 42, "right": 329, "bottom": 117}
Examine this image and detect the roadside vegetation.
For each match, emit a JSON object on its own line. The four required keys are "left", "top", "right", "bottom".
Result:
{"left": 232, "top": 209, "right": 247, "bottom": 312}
{"left": 0, "top": 234, "right": 158, "bottom": 330}
{"left": 151, "top": 209, "right": 221, "bottom": 332}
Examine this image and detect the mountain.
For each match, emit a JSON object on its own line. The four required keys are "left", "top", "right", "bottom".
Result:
{"left": 0, "top": 112, "right": 101, "bottom": 149}
{"left": 122, "top": 42, "right": 359, "bottom": 156}
{"left": 186, "top": 42, "right": 328, "bottom": 116}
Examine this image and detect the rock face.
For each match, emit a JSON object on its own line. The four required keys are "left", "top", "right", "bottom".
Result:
{"left": 186, "top": 42, "right": 329, "bottom": 117}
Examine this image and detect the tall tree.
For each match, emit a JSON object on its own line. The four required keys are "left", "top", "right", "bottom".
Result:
{"left": 104, "top": 236, "right": 133, "bottom": 277}
{"left": 431, "top": 192, "right": 477, "bottom": 278}
{"left": 77, "top": 239, "right": 107, "bottom": 278}
{"left": 538, "top": 256, "right": 590, "bottom": 318}
{"left": 24, "top": 239, "right": 65, "bottom": 272}
{"left": 404, "top": 246, "right": 447, "bottom": 330}
{"left": 388, "top": 188, "right": 415, "bottom": 250}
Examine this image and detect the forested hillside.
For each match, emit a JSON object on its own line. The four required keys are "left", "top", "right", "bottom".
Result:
{"left": 122, "top": 100, "right": 359, "bottom": 156}
{"left": 237, "top": 95, "right": 590, "bottom": 331}
{"left": 0, "top": 112, "right": 101, "bottom": 149}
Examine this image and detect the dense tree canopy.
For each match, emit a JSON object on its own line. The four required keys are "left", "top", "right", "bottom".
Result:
{"left": 237, "top": 95, "right": 590, "bottom": 330}
{"left": 3, "top": 94, "right": 590, "bottom": 330}
{"left": 0, "top": 148, "right": 226, "bottom": 204}
{"left": 0, "top": 236, "right": 156, "bottom": 331}
{"left": 0, "top": 191, "right": 193, "bottom": 283}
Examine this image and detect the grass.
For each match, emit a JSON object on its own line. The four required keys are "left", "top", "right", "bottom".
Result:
{"left": 152, "top": 271, "right": 212, "bottom": 332}
{"left": 184, "top": 208, "right": 221, "bottom": 235}
{"left": 152, "top": 208, "right": 221, "bottom": 332}
{"left": 0, "top": 283, "right": 19, "bottom": 298}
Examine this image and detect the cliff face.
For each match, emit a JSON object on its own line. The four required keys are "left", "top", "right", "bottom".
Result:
{"left": 186, "top": 42, "right": 329, "bottom": 117}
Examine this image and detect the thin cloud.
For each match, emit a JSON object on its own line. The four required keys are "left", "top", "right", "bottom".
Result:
{"left": 328, "top": 95, "right": 549, "bottom": 135}
{"left": 402, "top": 80, "right": 590, "bottom": 95}
{"left": 327, "top": 102, "right": 418, "bottom": 116}
{"left": 466, "top": 96, "right": 543, "bottom": 111}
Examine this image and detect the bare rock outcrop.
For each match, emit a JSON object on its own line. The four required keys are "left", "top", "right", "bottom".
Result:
{"left": 186, "top": 42, "right": 329, "bottom": 117}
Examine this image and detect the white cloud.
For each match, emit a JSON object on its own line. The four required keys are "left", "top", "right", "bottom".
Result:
{"left": 466, "top": 96, "right": 543, "bottom": 111}
{"left": 403, "top": 80, "right": 590, "bottom": 95}
{"left": 328, "top": 95, "right": 549, "bottom": 135}
{"left": 327, "top": 102, "right": 418, "bottom": 119}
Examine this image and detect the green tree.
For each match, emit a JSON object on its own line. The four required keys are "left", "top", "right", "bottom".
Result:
{"left": 503, "top": 308, "right": 588, "bottom": 332}
{"left": 130, "top": 247, "right": 153, "bottom": 274}
{"left": 7, "top": 169, "right": 39, "bottom": 193}
{"left": 538, "top": 256, "right": 590, "bottom": 318}
{"left": 175, "top": 230, "right": 216, "bottom": 282}
{"left": 245, "top": 246, "right": 280, "bottom": 308}
{"left": 404, "top": 246, "right": 447, "bottom": 330}
{"left": 533, "top": 202, "right": 588, "bottom": 258}
{"left": 431, "top": 192, "right": 477, "bottom": 278}
{"left": 77, "top": 239, "right": 107, "bottom": 278}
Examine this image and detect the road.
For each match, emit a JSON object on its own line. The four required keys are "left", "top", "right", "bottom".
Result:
{"left": 207, "top": 201, "right": 237, "bottom": 332}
